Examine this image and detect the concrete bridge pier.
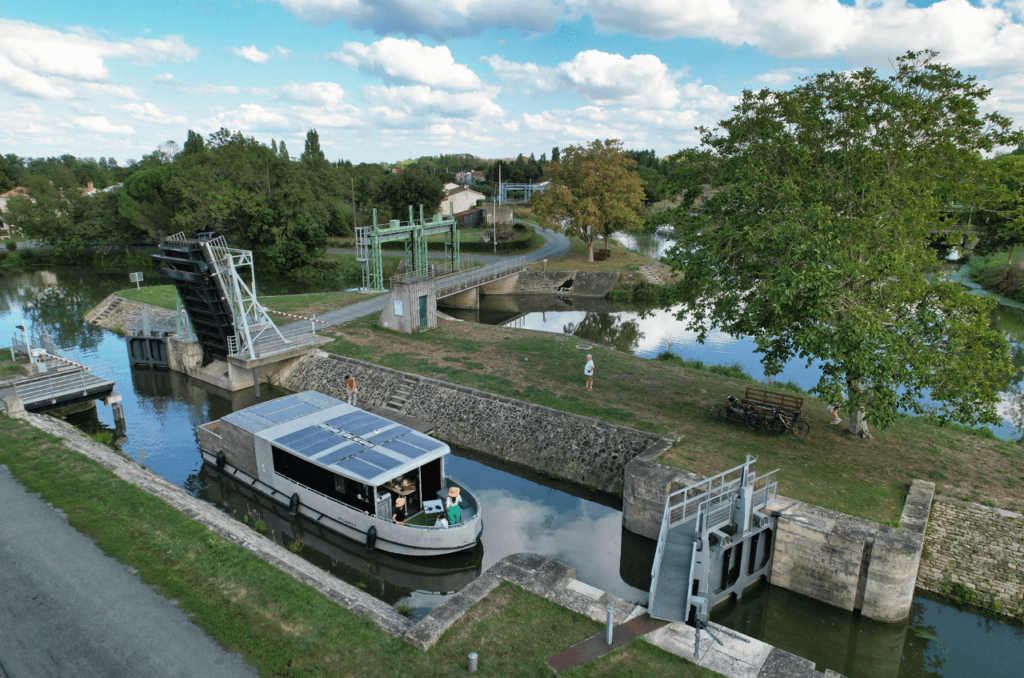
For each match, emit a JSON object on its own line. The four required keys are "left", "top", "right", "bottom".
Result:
{"left": 438, "top": 287, "right": 479, "bottom": 311}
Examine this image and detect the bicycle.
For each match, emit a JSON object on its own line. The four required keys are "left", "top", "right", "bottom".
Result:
{"left": 761, "top": 409, "right": 811, "bottom": 438}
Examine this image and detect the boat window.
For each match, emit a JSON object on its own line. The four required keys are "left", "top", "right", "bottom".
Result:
{"left": 271, "top": 445, "right": 374, "bottom": 515}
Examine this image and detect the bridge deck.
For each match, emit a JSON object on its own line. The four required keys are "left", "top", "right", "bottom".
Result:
{"left": 15, "top": 366, "right": 116, "bottom": 412}
{"left": 649, "top": 525, "right": 695, "bottom": 623}
{"left": 435, "top": 257, "right": 526, "bottom": 297}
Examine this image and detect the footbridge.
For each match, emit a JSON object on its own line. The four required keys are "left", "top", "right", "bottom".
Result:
{"left": 4, "top": 326, "right": 121, "bottom": 420}
{"left": 388, "top": 257, "right": 528, "bottom": 313}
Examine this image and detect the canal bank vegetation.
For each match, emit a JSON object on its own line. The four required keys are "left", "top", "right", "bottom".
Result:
{"left": 322, "top": 318, "right": 1024, "bottom": 522}
{"left": 969, "top": 249, "right": 1024, "bottom": 303}
{"left": 0, "top": 413, "right": 716, "bottom": 678}
{"left": 111, "top": 285, "right": 384, "bottom": 324}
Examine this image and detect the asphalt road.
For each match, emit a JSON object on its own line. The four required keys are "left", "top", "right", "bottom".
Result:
{"left": 0, "top": 465, "right": 258, "bottom": 678}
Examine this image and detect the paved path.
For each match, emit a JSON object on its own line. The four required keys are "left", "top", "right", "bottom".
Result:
{"left": 0, "top": 465, "right": 258, "bottom": 678}
{"left": 299, "top": 222, "right": 570, "bottom": 331}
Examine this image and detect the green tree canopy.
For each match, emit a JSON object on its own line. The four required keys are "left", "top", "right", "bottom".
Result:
{"left": 379, "top": 170, "right": 444, "bottom": 221}
{"left": 532, "top": 139, "right": 646, "bottom": 262}
{"left": 664, "top": 51, "right": 1023, "bottom": 438}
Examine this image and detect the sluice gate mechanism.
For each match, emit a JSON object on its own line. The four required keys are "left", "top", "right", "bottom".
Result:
{"left": 355, "top": 204, "right": 461, "bottom": 292}
{"left": 648, "top": 456, "right": 778, "bottom": 634}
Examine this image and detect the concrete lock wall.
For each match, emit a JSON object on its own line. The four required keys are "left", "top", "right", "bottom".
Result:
{"left": 478, "top": 271, "right": 620, "bottom": 297}
{"left": 275, "top": 350, "right": 663, "bottom": 494}
{"left": 623, "top": 450, "right": 935, "bottom": 623}
{"left": 917, "top": 497, "right": 1024, "bottom": 620}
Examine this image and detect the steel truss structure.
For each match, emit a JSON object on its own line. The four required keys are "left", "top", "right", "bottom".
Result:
{"left": 355, "top": 204, "right": 460, "bottom": 292}
{"left": 154, "top": 233, "right": 286, "bottom": 361}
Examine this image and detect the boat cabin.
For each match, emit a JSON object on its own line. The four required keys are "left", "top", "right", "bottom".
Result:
{"left": 198, "top": 392, "right": 481, "bottom": 555}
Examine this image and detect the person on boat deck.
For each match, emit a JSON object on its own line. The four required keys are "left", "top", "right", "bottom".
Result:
{"left": 392, "top": 496, "right": 407, "bottom": 526}
{"left": 445, "top": 487, "right": 463, "bottom": 525}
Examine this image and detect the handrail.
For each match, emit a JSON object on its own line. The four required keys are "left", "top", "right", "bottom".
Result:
{"left": 389, "top": 259, "right": 478, "bottom": 286}
{"left": 435, "top": 257, "right": 527, "bottom": 296}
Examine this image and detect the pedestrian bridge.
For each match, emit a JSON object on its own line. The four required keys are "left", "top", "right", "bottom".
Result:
{"left": 389, "top": 257, "right": 528, "bottom": 311}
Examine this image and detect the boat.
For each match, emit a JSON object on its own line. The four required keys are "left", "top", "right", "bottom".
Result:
{"left": 197, "top": 391, "right": 483, "bottom": 556}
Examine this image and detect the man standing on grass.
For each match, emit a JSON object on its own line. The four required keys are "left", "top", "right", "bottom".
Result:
{"left": 584, "top": 354, "right": 594, "bottom": 391}
{"left": 344, "top": 374, "right": 357, "bottom": 407}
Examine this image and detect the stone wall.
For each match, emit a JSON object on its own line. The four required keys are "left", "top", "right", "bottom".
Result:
{"left": 479, "top": 271, "right": 620, "bottom": 297}
{"left": 917, "top": 497, "right": 1024, "bottom": 620}
{"left": 275, "top": 350, "right": 664, "bottom": 494}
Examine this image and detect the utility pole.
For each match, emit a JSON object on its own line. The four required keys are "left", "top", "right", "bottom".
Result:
{"left": 494, "top": 165, "right": 500, "bottom": 254}
{"left": 351, "top": 178, "right": 357, "bottom": 232}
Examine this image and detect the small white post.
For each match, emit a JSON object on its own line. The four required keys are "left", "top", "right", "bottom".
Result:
{"left": 606, "top": 607, "right": 615, "bottom": 645}
{"left": 467, "top": 652, "right": 478, "bottom": 673}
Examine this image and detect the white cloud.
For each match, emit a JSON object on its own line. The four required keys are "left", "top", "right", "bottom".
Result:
{"left": 0, "top": 20, "right": 197, "bottom": 100}
{"left": 361, "top": 84, "right": 503, "bottom": 120}
{"left": 278, "top": 81, "right": 347, "bottom": 107}
{"left": 334, "top": 38, "right": 482, "bottom": 91}
{"left": 487, "top": 50, "right": 686, "bottom": 109}
{"left": 75, "top": 115, "right": 136, "bottom": 134}
{"left": 272, "top": 0, "right": 557, "bottom": 39}
{"left": 231, "top": 45, "right": 273, "bottom": 64}
{"left": 573, "top": 0, "right": 1024, "bottom": 70}
{"left": 557, "top": 51, "right": 681, "bottom": 108}
{"left": 202, "top": 103, "right": 292, "bottom": 132}
{"left": 112, "top": 102, "right": 188, "bottom": 125}
{"left": 154, "top": 72, "right": 175, "bottom": 83}
{"left": 749, "top": 67, "right": 808, "bottom": 86}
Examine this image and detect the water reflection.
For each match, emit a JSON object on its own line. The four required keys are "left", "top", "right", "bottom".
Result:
{"left": 712, "top": 582, "right": 1024, "bottom": 678}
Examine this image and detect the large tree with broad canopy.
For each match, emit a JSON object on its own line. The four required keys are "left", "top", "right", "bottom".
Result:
{"left": 664, "top": 51, "right": 1023, "bottom": 438}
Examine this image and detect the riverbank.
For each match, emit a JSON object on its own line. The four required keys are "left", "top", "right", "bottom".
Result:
{"left": 0, "top": 411, "right": 714, "bottom": 677}
{"left": 968, "top": 249, "right": 1024, "bottom": 303}
{"left": 317, "top": 316, "right": 1023, "bottom": 523}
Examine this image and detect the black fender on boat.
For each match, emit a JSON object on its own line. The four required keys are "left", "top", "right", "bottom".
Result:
{"left": 289, "top": 493, "right": 300, "bottom": 516}
{"left": 365, "top": 525, "right": 377, "bottom": 551}
{"left": 215, "top": 451, "right": 225, "bottom": 470}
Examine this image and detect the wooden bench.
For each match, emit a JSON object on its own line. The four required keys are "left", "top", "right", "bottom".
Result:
{"left": 741, "top": 387, "right": 804, "bottom": 417}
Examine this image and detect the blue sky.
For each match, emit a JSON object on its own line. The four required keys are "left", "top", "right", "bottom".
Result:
{"left": 2, "top": 1, "right": 1024, "bottom": 164}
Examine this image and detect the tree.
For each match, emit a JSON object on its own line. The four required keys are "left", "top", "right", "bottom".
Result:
{"left": 551, "top": 146, "right": 560, "bottom": 163}
{"left": 379, "top": 169, "right": 444, "bottom": 220}
{"left": 181, "top": 130, "right": 206, "bottom": 156}
{"left": 665, "top": 51, "right": 1022, "bottom": 438}
{"left": 300, "top": 129, "right": 327, "bottom": 167}
{"left": 532, "top": 139, "right": 646, "bottom": 262}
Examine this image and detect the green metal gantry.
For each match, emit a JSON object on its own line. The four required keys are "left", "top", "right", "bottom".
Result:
{"left": 355, "top": 203, "right": 459, "bottom": 292}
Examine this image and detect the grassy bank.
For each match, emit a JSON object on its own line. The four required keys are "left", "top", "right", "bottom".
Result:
{"left": 0, "top": 413, "right": 713, "bottom": 677}
{"left": 529, "top": 236, "right": 675, "bottom": 286}
{"left": 322, "top": 318, "right": 1024, "bottom": 522}
{"left": 115, "top": 285, "right": 383, "bottom": 324}
{"left": 968, "top": 249, "right": 1024, "bottom": 303}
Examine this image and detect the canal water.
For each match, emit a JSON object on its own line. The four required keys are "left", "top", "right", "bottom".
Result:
{"left": 1, "top": 264, "right": 1021, "bottom": 677}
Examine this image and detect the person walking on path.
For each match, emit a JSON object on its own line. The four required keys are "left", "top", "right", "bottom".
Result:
{"left": 344, "top": 374, "right": 358, "bottom": 407}
{"left": 584, "top": 354, "right": 595, "bottom": 391}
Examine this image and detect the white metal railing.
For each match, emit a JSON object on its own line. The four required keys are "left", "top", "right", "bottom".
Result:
{"left": 389, "top": 259, "right": 478, "bottom": 287}
{"left": 435, "top": 257, "right": 527, "bottom": 297}
{"left": 227, "top": 323, "right": 317, "bottom": 358}
{"left": 14, "top": 363, "right": 114, "bottom": 405}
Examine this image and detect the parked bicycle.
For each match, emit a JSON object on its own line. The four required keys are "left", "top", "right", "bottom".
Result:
{"left": 761, "top": 409, "right": 811, "bottom": 438}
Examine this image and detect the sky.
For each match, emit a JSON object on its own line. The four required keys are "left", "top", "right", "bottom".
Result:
{"left": 3, "top": 1, "right": 1024, "bottom": 165}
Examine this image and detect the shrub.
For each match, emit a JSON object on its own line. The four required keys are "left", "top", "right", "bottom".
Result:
{"left": 5, "top": 241, "right": 16, "bottom": 252}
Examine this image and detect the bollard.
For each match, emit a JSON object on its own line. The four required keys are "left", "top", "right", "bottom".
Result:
{"left": 606, "top": 607, "right": 615, "bottom": 645}
{"left": 467, "top": 652, "right": 478, "bottom": 673}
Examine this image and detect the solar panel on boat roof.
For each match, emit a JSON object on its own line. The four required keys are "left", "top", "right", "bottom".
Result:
{"left": 356, "top": 449, "right": 403, "bottom": 470}
{"left": 399, "top": 434, "right": 446, "bottom": 452}
{"left": 366, "top": 426, "right": 412, "bottom": 444}
{"left": 324, "top": 411, "right": 374, "bottom": 429}
{"left": 263, "top": 401, "right": 318, "bottom": 423}
{"left": 248, "top": 396, "right": 302, "bottom": 418}
{"left": 315, "top": 444, "right": 363, "bottom": 466}
{"left": 290, "top": 429, "right": 335, "bottom": 454}
{"left": 334, "top": 457, "right": 385, "bottom": 480}
{"left": 275, "top": 426, "right": 323, "bottom": 448}
{"left": 297, "top": 438, "right": 343, "bottom": 457}
{"left": 382, "top": 438, "right": 429, "bottom": 460}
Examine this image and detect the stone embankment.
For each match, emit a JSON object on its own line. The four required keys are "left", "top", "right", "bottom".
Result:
{"left": 917, "top": 497, "right": 1024, "bottom": 620}
{"left": 275, "top": 350, "right": 665, "bottom": 494}
{"left": 478, "top": 270, "right": 620, "bottom": 297}
{"left": 86, "top": 292, "right": 148, "bottom": 333}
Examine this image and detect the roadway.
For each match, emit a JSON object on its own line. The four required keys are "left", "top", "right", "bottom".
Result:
{"left": 306, "top": 222, "right": 569, "bottom": 330}
{"left": 0, "top": 465, "right": 258, "bottom": 678}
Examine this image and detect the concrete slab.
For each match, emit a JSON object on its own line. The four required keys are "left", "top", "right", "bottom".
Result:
{"left": 567, "top": 579, "right": 605, "bottom": 601}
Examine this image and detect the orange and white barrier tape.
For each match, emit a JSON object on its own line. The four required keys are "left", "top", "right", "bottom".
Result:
{"left": 264, "top": 309, "right": 328, "bottom": 324}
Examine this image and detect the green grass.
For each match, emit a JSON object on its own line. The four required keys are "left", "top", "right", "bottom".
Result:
{"left": 117, "top": 285, "right": 179, "bottom": 310}
{"left": 0, "top": 413, "right": 716, "bottom": 677}
{"left": 0, "top": 356, "right": 27, "bottom": 378}
{"left": 324, "top": 318, "right": 1024, "bottom": 522}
